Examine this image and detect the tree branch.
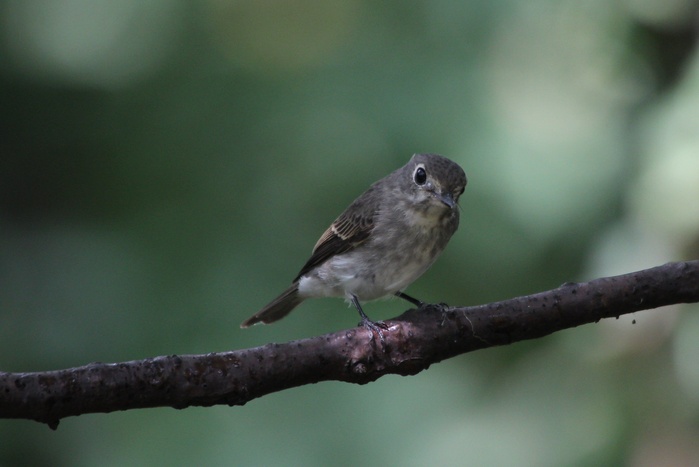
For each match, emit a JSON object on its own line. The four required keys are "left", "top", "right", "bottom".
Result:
{"left": 1, "top": 261, "right": 698, "bottom": 429}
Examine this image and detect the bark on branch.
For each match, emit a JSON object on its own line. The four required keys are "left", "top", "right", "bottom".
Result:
{"left": 1, "top": 261, "right": 698, "bottom": 429}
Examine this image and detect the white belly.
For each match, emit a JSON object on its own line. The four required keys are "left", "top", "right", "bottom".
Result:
{"left": 297, "top": 243, "right": 438, "bottom": 301}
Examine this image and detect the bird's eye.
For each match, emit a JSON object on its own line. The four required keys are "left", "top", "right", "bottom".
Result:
{"left": 414, "top": 166, "right": 427, "bottom": 185}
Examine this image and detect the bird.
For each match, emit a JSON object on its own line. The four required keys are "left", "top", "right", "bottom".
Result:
{"left": 240, "top": 153, "right": 467, "bottom": 337}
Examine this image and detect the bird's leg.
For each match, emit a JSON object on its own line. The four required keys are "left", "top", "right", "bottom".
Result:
{"left": 349, "top": 294, "right": 388, "bottom": 343}
{"left": 396, "top": 291, "right": 451, "bottom": 324}
{"left": 395, "top": 291, "right": 425, "bottom": 308}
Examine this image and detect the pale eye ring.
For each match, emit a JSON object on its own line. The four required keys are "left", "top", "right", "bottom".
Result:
{"left": 413, "top": 166, "right": 427, "bottom": 185}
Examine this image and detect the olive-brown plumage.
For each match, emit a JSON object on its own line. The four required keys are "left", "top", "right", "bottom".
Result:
{"left": 241, "top": 153, "right": 467, "bottom": 330}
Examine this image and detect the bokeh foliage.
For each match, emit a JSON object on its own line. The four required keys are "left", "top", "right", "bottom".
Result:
{"left": 2, "top": 1, "right": 699, "bottom": 465}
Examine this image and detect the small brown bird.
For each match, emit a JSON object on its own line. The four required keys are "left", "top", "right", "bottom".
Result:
{"left": 241, "top": 153, "right": 467, "bottom": 334}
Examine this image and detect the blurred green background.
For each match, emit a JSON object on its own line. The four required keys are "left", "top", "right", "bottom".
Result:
{"left": 2, "top": 1, "right": 699, "bottom": 465}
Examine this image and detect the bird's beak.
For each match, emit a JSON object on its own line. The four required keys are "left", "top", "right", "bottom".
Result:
{"left": 437, "top": 192, "right": 456, "bottom": 209}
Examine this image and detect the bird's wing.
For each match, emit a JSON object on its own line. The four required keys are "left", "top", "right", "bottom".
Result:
{"left": 293, "top": 188, "right": 378, "bottom": 282}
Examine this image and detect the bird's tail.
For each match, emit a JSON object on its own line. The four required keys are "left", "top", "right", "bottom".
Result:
{"left": 240, "top": 283, "right": 303, "bottom": 328}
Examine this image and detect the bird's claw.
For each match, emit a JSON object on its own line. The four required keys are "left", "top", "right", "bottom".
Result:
{"left": 360, "top": 317, "right": 388, "bottom": 346}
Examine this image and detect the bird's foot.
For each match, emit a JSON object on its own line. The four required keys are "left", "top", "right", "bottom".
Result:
{"left": 360, "top": 317, "right": 389, "bottom": 346}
